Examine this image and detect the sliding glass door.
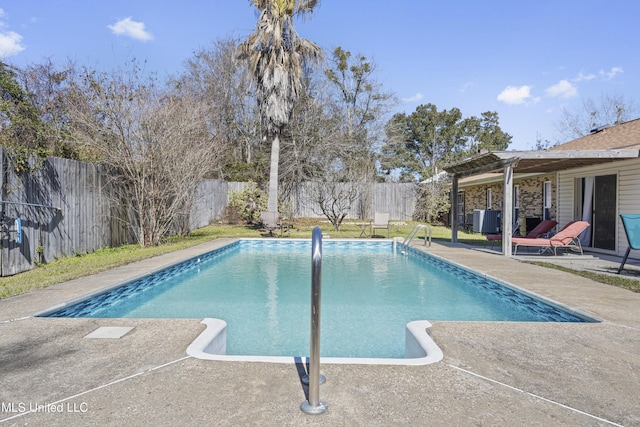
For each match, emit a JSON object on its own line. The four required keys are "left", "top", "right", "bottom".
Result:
{"left": 578, "top": 174, "right": 617, "bottom": 250}
{"left": 592, "top": 174, "right": 616, "bottom": 250}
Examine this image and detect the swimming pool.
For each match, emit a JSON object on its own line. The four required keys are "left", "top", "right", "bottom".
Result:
{"left": 40, "top": 239, "right": 594, "bottom": 364}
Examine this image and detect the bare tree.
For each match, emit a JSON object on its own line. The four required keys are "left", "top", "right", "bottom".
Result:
{"left": 325, "top": 47, "right": 396, "bottom": 177}
{"left": 555, "top": 93, "right": 639, "bottom": 140}
{"left": 322, "top": 48, "right": 396, "bottom": 218}
{"left": 279, "top": 76, "right": 338, "bottom": 200}
{"left": 309, "top": 179, "right": 360, "bottom": 231}
{"left": 178, "top": 38, "right": 263, "bottom": 182}
{"left": 68, "top": 62, "right": 222, "bottom": 246}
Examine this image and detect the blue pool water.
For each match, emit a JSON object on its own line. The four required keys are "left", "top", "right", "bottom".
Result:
{"left": 43, "top": 240, "right": 590, "bottom": 358}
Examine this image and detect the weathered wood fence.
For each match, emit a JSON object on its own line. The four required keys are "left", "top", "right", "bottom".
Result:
{"left": 0, "top": 151, "right": 118, "bottom": 276}
{"left": 284, "top": 182, "right": 417, "bottom": 221}
{"left": 189, "top": 181, "right": 246, "bottom": 229}
{"left": 0, "top": 151, "right": 416, "bottom": 276}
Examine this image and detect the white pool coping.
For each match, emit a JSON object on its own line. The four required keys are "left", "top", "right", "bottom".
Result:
{"left": 186, "top": 318, "right": 444, "bottom": 365}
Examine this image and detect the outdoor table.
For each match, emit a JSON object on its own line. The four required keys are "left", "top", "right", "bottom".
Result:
{"left": 356, "top": 222, "right": 370, "bottom": 237}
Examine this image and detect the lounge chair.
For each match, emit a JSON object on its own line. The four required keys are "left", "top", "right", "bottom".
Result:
{"left": 512, "top": 221, "right": 590, "bottom": 255}
{"left": 370, "top": 211, "right": 390, "bottom": 238}
{"left": 617, "top": 214, "right": 640, "bottom": 274}
{"left": 486, "top": 219, "right": 558, "bottom": 248}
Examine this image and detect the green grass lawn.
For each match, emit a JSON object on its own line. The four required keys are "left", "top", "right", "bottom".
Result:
{"left": 2, "top": 219, "right": 637, "bottom": 299}
{"left": 526, "top": 261, "right": 640, "bottom": 293}
{"left": 0, "top": 219, "right": 488, "bottom": 300}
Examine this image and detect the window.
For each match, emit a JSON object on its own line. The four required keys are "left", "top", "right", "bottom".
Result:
{"left": 457, "top": 191, "right": 465, "bottom": 226}
{"left": 543, "top": 181, "right": 552, "bottom": 220}
{"left": 486, "top": 188, "right": 492, "bottom": 209}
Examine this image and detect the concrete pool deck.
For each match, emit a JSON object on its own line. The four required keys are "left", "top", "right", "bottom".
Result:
{"left": 1, "top": 238, "right": 640, "bottom": 426}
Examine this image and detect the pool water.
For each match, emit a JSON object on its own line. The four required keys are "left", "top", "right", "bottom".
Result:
{"left": 44, "top": 240, "right": 590, "bottom": 358}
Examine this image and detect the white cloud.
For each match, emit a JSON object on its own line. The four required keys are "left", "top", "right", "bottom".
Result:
{"left": 497, "top": 85, "right": 533, "bottom": 105}
{"left": 600, "top": 66, "right": 623, "bottom": 80}
{"left": 459, "top": 81, "right": 475, "bottom": 93}
{"left": 402, "top": 92, "right": 423, "bottom": 103}
{"left": 0, "top": 8, "right": 26, "bottom": 58}
{"left": 545, "top": 79, "right": 578, "bottom": 99}
{"left": 108, "top": 17, "right": 153, "bottom": 42}
{"left": 0, "top": 31, "right": 25, "bottom": 57}
{"left": 573, "top": 71, "right": 596, "bottom": 82}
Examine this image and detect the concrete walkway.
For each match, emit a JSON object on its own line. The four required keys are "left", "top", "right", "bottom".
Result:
{"left": 1, "top": 239, "right": 640, "bottom": 426}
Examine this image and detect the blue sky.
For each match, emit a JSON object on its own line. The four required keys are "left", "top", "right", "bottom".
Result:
{"left": 1, "top": 0, "right": 638, "bottom": 150}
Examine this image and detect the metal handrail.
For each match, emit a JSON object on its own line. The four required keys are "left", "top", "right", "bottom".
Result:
{"left": 400, "top": 224, "right": 432, "bottom": 254}
{"left": 0, "top": 200, "right": 60, "bottom": 211}
{"left": 301, "top": 227, "right": 327, "bottom": 415}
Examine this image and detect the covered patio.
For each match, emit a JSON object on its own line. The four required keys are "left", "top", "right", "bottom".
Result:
{"left": 444, "top": 149, "right": 640, "bottom": 256}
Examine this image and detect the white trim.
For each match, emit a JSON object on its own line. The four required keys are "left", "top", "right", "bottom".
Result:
{"left": 186, "top": 318, "right": 444, "bottom": 366}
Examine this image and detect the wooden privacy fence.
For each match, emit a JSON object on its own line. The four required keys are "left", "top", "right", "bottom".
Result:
{"left": 1, "top": 151, "right": 123, "bottom": 276}
{"left": 0, "top": 154, "right": 235, "bottom": 276}
{"left": 192, "top": 181, "right": 417, "bottom": 224}
{"left": 0, "top": 150, "right": 417, "bottom": 276}
{"left": 283, "top": 182, "right": 417, "bottom": 220}
{"left": 189, "top": 181, "right": 246, "bottom": 229}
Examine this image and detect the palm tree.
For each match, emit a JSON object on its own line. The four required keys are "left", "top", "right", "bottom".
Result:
{"left": 238, "top": 0, "right": 323, "bottom": 215}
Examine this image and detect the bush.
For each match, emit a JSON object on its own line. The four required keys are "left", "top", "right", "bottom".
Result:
{"left": 413, "top": 182, "right": 450, "bottom": 224}
{"left": 224, "top": 182, "right": 267, "bottom": 224}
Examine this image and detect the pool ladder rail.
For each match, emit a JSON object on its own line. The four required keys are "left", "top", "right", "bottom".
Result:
{"left": 397, "top": 224, "right": 431, "bottom": 254}
{"left": 301, "top": 226, "right": 328, "bottom": 415}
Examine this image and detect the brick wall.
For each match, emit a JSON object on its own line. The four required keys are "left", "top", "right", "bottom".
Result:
{"left": 459, "top": 174, "right": 556, "bottom": 230}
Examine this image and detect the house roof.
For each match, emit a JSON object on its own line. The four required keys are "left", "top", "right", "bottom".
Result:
{"left": 444, "top": 149, "right": 640, "bottom": 178}
{"left": 444, "top": 118, "right": 640, "bottom": 178}
{"left": 549, "top": 117, "right": 640, "bottom": 151}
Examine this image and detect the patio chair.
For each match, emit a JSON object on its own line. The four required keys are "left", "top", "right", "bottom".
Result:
{"left": 512, "top": 221, "right": 590, "bottom": 255}
{"left": 463, "top": 213, "right": 474, "bottom": 232}
{"left": 260, "top": 211, "right": 290, "bottom": 237}
{"left": 486, "top": 219, "right": 557, "bottom": 248}
{"left": 370, "top": 211, "right": 390, "bottom": 238}
{"left": 617, "top": 214, "right": 640, "bottom": 274}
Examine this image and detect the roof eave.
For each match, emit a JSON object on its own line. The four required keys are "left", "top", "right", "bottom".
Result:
{"left": 444, "top": 149, "right": 640, "bottom": 177}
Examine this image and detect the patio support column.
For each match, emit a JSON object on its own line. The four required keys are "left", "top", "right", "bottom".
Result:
{"left": 450, "top": 174, "right": 459, "bottom": 243}
{"left": 502, "top": 163, "right": 514, "bottom": 256}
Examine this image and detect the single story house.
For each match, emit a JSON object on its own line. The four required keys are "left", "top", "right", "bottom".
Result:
{"left": 444, "top": 117, "right": 640, "bottom": 258}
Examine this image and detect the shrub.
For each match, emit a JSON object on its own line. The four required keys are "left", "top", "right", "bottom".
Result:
{"left": 225, "top": 182, "right": 267, "bottom": 224}
{"left": 413, "top": 182, "right": 450, "bottom": 224}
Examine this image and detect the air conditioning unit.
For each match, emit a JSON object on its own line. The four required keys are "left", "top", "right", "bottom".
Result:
{"left": 472, "top": 209, "right": 484, "bottom": 233}
{"left": 473, "top": 209, "right": 501, "bottom": 234}
{"left": 483, "top": 210, "right": 501, "bottom": 234}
